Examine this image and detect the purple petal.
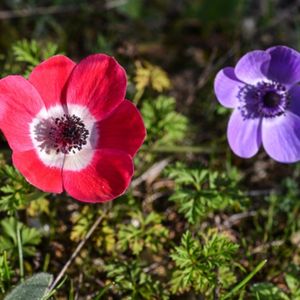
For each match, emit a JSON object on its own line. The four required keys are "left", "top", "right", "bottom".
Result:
{"left": 227, "top": 109, "right": 262, "bottom": 158}
{"left": 265, "top": 46, "right": 300, "bottom": 86}
{"left": 235, "top": 50, "right": 270, "bottom": 85}
{"left": 288, "top": 84, "right": 300, "bottom": 117}
{"left": 262, "top": 111, "right": 300, "bottom": 163}
{"left": 214, "top": 67, "right": 244, "bottom": 108}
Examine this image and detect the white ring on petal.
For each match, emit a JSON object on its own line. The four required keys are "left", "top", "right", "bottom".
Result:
{"left": 29, "top": 104, "right": 99, "bottom": 171}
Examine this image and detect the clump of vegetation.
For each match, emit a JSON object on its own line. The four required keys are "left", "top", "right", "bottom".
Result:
{"left": 0, "top": 0, "right": 299, "bottom": 299}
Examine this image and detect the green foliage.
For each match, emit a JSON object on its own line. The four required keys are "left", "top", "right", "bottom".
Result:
{"left": 95, "top": 220, "right": 116, "bottom": 253}
{"left": 117, "top": 211, "right": 168, "bottom": 255}
{"left": 104, "top": 259, "right": 169, "bottom": 300}
{"left": 251, "top": 283, "right": 290, "bottom": 300}
{"left": 70, "top": 206, "right": 94, "bottom": 242}
{"left": 0, "top": 165, "right": 29, "bottom": 213}
{"left": 0, "top": 164, "right": 46, "bottom": 214}
{"left": 0, "top": 252, "right": 12, "bottom": 294}
{"left": 222, "top": 260, "right": 267, "bottom": 299}
{"left": 11, "top": 39, "right": 59, "bottom": 76}
{"left": 71, "top": 206, "right": 116, "bottom": 253}
{"left": 285, "top": 265, "right": 300, "bottom": 298}
{"left": 170, "top": 230, "right": 238, "bottom": 296}
{"left": 263, "top": 177, "right": 300, "bottom": 241}
{"left": 27, "top": 198, "right": 50, "bottom": 217}
{"left": 0, "top": 5, "right": 297, "bottom": 297}
{"left": 251, "top": 265, "right": 300, "bottom": 300}
{"left": 0, "top": 217, "right": 42, "bottom": 257}
{"left": 141, "top": 96, "right": 188, "bottom": 147}
{"left": 4, "top": 273, "right": 53, "bottom": 300}
{"left": 167, "top": 163, "right": 246, "bottom": 223}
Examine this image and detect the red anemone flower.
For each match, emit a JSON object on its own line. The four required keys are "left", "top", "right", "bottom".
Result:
{"left": 0, "top": 54, "right": 146, "bottom": 202}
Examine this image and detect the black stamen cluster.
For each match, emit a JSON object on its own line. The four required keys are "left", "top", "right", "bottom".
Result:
{"left": 262, "top": 91, "right": 282, "bottom": 108}
{"left": 49, "top": 114, "right": 89, "bottom": 154}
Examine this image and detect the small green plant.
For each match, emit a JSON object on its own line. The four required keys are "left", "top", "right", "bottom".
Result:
{"left": 141, "top": 96, "right": 188, "bottom": 147}
{"left": 0, "top": 217, "right": 42, "bottom": 258}
{"left": 0, "top": 164, "right": 46, "bottom": 214}
{"left": 167, "top": 163, "right": 246, "bottom": 223}
{"left": 71, "top": 206, "right": 116, "bottom": 253}
{"left": 104, "top": 259, "right": 169, "bottom": 300}
{"left": 117, "top": 210, "right": 169, "bottom": 255}
{"left": 70, "top": 206, "right": 95, "bottom": 242}
{"left": 170, "top": 230, "right": 238, "bottom": 297}
{"left": 12, "top": 39, "right": 59, "bottom": 75}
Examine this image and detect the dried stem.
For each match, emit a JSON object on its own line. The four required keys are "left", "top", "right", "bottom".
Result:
{"left": 49, "top": 205, "right": 108, "bottom": 291}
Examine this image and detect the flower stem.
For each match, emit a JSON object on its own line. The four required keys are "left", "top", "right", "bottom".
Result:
{"left": 49, "top": 204, "right": 109, "bottom": 291}
{"left": 16, "top": 220, "right": 24, "bottom": 282}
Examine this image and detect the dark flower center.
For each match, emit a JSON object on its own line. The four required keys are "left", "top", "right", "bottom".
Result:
{"left": 262, "top": 91, "right": 282, "bottom": 108}
{"left": 238, "top": 81, "right": 290, "bottom": 119}
{"left": 34, "top": 114, "right": 89, "bottom": 154}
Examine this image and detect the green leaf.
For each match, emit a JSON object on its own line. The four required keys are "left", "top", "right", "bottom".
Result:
{"left": 284, "top": 266, "right": 300, "bottom": 298}
{"left": 0, "top": 217, "right": 42, "bottom": 257}
{"left": 4, "top": 273, "right": 53, "bottom": 300}
{"left": 0, "top": 252, "right": 12, "bottom": 293}
{"left": 141, "top": 96, "right": 188, "bottom": 147}
{"left": 251, "top": 283, "right": 290, "bottom": 300}
{"left": 286, "top": 273, "right": 299, "bottom": 295}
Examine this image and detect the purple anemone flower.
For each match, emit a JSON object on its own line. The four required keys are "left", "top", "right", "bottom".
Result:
{"left": 214, "top": 45, "right": 300, "bottom": 163}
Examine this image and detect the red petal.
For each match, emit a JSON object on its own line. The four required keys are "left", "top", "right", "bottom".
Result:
{"left": 98, "top": 100, "right": 146, "bottom": 156}
{"left": 0, "top": 76, "right": 44, "bottom": 152}
{"left": 65, "top": 54, "right": 126, "bottom": 120}
{"left": 63, "top": 149, "right": 133, "bottom": 203}
{"left": 29, "top": 55, "right": 75, "bottom": 108}
{"left": 12, "top": 150, "right": 63, "bottom": 193}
